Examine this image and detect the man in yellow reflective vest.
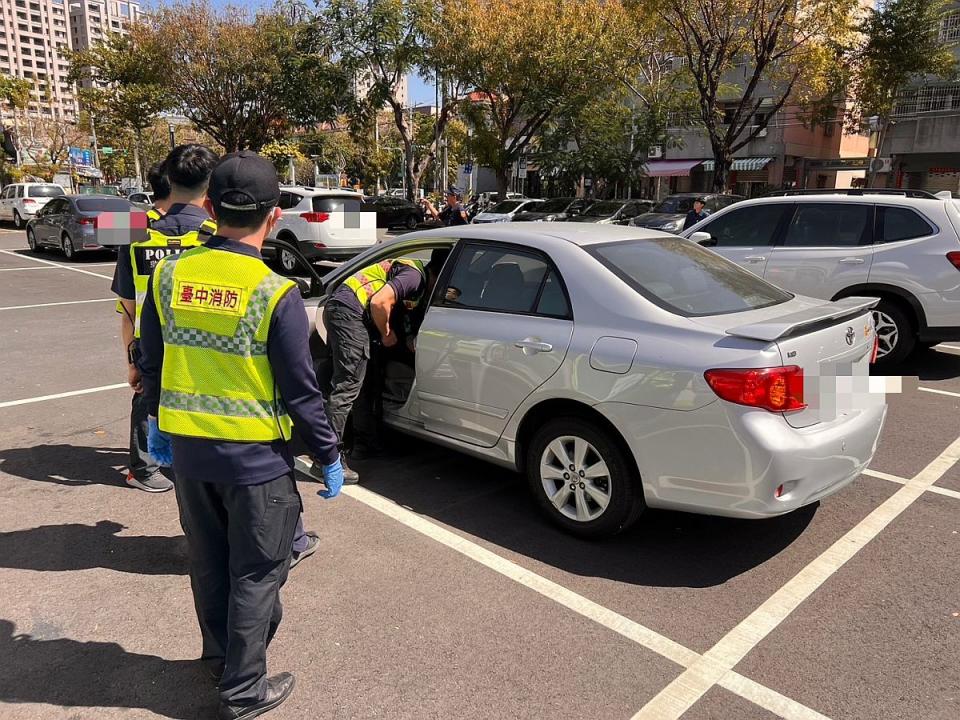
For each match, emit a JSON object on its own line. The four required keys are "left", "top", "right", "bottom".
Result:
{"left": 112, "top": 145, "right": 218, "bottom": 493}
{"left": 138, "top": 151, "right": 343, "bottom": 718}
{"left": 323, "top": 247, "right": 449, "bottom": 481}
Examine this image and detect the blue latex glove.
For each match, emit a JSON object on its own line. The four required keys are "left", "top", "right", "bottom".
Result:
{"left": 147, "top": 416, "right": 174, "bottom": 467}
{"left": 318, "top": 458, "right": 344, "bottom": 499}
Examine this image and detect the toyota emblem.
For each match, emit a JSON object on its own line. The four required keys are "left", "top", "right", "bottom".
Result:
{"left": 845, "top": 327, "right": 855, "bottom": 346}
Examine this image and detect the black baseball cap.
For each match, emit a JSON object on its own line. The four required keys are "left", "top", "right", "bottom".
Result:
{"left": 208, "top": 151, "right": 281, "bottom": 212}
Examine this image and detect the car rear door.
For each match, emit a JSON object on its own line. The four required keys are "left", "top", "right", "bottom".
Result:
{"left": 313, "top": 193, "right": 377, "bottom": 249}
{"left": 34, "top": 198, "right": 61, "bottom": 242}
{"left": 413, "top": 241, "right": 574, "bottom": 447}
{"left": 762, "top": 202, "right": 874, "bottom": 299}
{"left": 691, "top": 202, "right": 791, "bottom": 276}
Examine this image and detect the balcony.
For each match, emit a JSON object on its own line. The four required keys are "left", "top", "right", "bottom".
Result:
{"left": 893, "top": 83, "right": 960, "bottom": 117}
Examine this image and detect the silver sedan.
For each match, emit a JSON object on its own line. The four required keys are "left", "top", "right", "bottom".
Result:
{"left": 311, "top": 224, "right": 887, "bottom": 538}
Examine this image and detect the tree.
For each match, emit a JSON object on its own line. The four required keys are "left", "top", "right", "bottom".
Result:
{"left": 324, "top": 0, "right": 465, "bottom": 200}
{"left": 429, "top": 0, "right": 638, "bottom": 198}
{"left": 149, "top": 1, "right": 346, "bottom": 152}
{"left": 0, "top": 76, "right": 31, "bottom": 111}
{"left": 851, "top": 0, "right": 956, "bottom": 180}
{"left": 649, "top": 0, "right": 858, "bottom": 191}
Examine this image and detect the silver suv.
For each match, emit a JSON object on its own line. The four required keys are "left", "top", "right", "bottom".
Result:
{"left": 683, "top": 189, "right": 960, "bottom": 365}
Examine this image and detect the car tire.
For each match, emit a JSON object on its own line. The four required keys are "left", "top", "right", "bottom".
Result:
{"left": 61, "top": 232, "right": 75, "bottom": 260}
{"left": 525, "top": 417, "right": 645, "bottom": 538}
{"left": 26, "top": 227, "right": 40, "bottom": 252}
{"left": 405, "top": 214, "right": 418, "bottom": 230}
{"left": 872, "top": 299, "right": 915, "bottom": 367}
{"left": 13, "top": 211, "right": 23, "bottom": 229}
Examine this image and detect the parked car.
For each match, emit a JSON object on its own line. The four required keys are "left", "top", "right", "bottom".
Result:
{"left": 564, "top": 199, "right": 654, "bottom": 225}
{"left": 306, "top": 224, "right": 886, "bottom": 538}
{"left": 25, "top": 195, "right": 133, "bottom": 259}
{"left": 681, "top": 189, "right": 960, "bottom": 365}
{"left": 0, "top": 183, "right": 66, "bottom": 229}
{"left": 366, "top": 195, "right": 425, "bottom": 230}
{"left": 472, "top": 199, "right": 545, "bottom": 223}
{"left": 267, "top": 186, "right": 377, "bottom": 272}
{"left": 630, "top": 193, "right": 744, "bottom": 233}
{"left": 128, "top": 191, "right": 154, "bottom": 210}
{"left": 513, "top": 197, "right": 590, "bottom": 222}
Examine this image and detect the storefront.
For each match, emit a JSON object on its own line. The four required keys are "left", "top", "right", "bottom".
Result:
{"left": 640, "top": 159, "right": 705, "bottom": 199}
{"left": 700, "top": 157, "right": 774, "bottom": 197}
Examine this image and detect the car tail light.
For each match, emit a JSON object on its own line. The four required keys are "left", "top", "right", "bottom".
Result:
{"left": 23, "top": 198, "right": 36, "bottom": 205}
{"left": 704, "top": 366, "right": 806, "bottom": 412}
{"left": 947, "top": 251, "right": 960, "bottom": 271}
{"left": 78, "top": 217, "right": 95, "bottom": 225}
{"left": 312, "top": 243, "right": 326, "bottom": 249}
{"left": 300, "top": 212, "right": 330, "bottom": 223}
{"left": 870, "top": 334, "right": 879, "bottom": 364}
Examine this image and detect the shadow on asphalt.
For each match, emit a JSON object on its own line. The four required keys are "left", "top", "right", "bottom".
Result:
{"left": 5, "top": 246, "right": 117, "bottom": 263}
{"left": 876, "top": 346, "right": 960, "bottom": 382}
{"left": 0, "top": 444, "right": 132, "bottom": 487}
{"left": 342, "top": 439, "right": 817, "bottom": 590}
{"left": 0, "top": 620, "right": 211, "bottom": 719}
{"left": 0, "top": 520, "right": 187, "bottom": 575}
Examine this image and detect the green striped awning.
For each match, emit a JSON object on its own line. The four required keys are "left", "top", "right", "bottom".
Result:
{"left": 700, "top": 157, "right": 773, "bottom": 172}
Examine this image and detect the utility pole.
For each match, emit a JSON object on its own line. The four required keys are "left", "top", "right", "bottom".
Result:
{"left": 168, "top": 123, "right": 176, "bottom": 150}
{"left": 374, "top": 111, "right": 381, "bottom": 195}
{"left": 89, "top": 114, "right": 100, "bottom": 169}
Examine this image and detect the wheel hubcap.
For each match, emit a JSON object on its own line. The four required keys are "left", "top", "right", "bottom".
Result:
{"left": 872, "top": 310, "right": 898, "bottom": 359}
{"left": 540, "top": 435, "right": 611, "bottom": 522}
{"left": 281, "top": 249, "right": 296, "bottom": 271}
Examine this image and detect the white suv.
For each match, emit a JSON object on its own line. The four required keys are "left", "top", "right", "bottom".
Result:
{"left": 0, "top": 183, "right": 66, "bottom": 228}
{"left": 268, "top": 186, "right": 377, "bottom": 271}
{"left": 682, "top": 189, "right": 960, "bottom": 365}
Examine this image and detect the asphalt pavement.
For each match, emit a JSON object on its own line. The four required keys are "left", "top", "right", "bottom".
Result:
{"left": 0, "top": 226, "right": 958, "bottom": 720}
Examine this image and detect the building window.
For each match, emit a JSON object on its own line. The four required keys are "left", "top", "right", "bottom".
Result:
{"left": 941, "top": 12, "right": 960, "bottom": 43}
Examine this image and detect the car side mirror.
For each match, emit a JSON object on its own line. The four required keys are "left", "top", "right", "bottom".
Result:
{"left": 691, "top": 231, "right": 716, "bottom": 247}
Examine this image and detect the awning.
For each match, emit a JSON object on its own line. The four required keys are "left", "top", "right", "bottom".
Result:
{"left": 75, "top": 166, "right": 103, "bottom": 178}
{"left": 643, "top": 159, "right": 704, "bottom": 177}
{"left": 701, "top": 157, "right": 773, "bottom": 172}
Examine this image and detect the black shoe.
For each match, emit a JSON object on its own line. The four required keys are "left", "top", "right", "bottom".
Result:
{"left": 217, "top": 672, "right": 295, "bottom": 720}
{"left": 341, "top": 457, "right": 360, "bottom": 485}
{"left": 290, "top": 531, "right": 319, "bottom": 569}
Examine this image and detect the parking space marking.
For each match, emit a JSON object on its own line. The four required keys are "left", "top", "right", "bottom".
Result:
{"left": 919, "top": 386, "right": 960, "bottom": 399}
{"left": 0, "top": 249, "right": 113, "bottom": 281}
{"left": 0, "top": 297, "right": 116, "bottom": 311}
{"left": 0, "top": 266, "right": 58, "bottom": 272}
{"left": 863, "top": 467, "right": 960, "bottom": 501}
{"left": 0, "top": 382, "right": 127, "bottom": 409}
{"left": 632, "top": 434, "right": 960, "bottom": 720}
{"left": 293, "top": 459, "right": 832, "bottom": 720}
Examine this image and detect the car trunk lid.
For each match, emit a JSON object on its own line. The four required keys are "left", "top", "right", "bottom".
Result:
{"left": 311, "top": 194, "right": 377, "bottom": 246}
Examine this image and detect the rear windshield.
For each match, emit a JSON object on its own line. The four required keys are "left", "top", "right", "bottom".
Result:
{"left": 583, "top": 201, "right": 622, "bottom": 217}
{"left": 537, "top": 198, "right": 573, "bottom": 213}
{"left": 313, "top": 195, "right": 364, "bottom": 213}
{"left": 588, "top": 238, "right": 792, "bottom": 317}
{"left": 653, "top": 196, "right": 696, "bottom": 214}
{"left": 28, "top": 185, "right": 65, "bottom": 198}
{"left": 490, "top": 200, "right": 524, "bottom": 213}
{"left": 76, "top": 198, "right": 131, "bottom": 212}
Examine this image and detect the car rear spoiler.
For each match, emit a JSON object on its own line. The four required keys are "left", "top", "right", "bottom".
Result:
{"left": 726, "top": 296, "right": 879, "bottom": 342}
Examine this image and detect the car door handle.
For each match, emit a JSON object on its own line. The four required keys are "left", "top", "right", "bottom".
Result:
{"left": 839, "top": 257, "right": 865, "bottom": 264}
{"left": 744, "top": 255, "right": 766, "bottom": 263}
{"left": 514, "top": 338, "right": 553, "bottom": 354}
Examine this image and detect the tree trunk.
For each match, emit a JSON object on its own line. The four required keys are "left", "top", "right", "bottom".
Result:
{"left": 405, "top": 144, "right": 417, "bottom": 202}
{"left": 496, "top": 163, "right": 510, "bottom": 200}
{"left": 711, "top": 151, "right": 731, "bottom": 193}
{"left": 133, "top": 129, "right": 143, "bottom": 186}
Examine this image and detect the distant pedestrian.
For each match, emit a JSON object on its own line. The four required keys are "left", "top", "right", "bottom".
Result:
{"left": 421, "top": 186, "right": 469, "bottom": 226}
{"left": 683, "top": 197, "right": 709, "bottom": 230}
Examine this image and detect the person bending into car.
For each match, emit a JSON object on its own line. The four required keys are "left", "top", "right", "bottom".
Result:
{"left": 323, "top": 249, "right": 450, "bottom": 482}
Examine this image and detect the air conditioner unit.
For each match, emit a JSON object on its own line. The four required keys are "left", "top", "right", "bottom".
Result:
{"left": 750, "top": 126, "right": 768, "bottom": 138}
{"left": 648, "top": 145, "right": 663, "bottom": 159}
{"left": 870, "top": 157, "right": 893, "bottom": 173}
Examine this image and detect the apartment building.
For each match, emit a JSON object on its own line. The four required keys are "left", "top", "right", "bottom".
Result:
{"left": 0, "top": 0, "right": 75, "bottom": 121}
{"left": 69, "top": 0, "right": 141, "bottom": 88}
{"left": 880, "top": 1, "right": 960, "bottom": 193}
{"left": 354, "top": 70, "right": 409, "bottom": 110}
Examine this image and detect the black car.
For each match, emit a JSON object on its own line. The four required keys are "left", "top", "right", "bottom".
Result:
{"left": 512, "top": 197, "right": 590, "bottom": 222}
{"left": 563, "top": 199, "right": 654, "bottom": 225}
{"left": 366, "top": 195, "right": 424, "bottom": 230}
{"left": 629, "top": 193, "right": 743, "bottom": 233}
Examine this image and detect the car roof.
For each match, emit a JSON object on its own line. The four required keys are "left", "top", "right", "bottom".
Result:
{"left": 726, "top": 193, "right": 949, "bottom": 209}
{"left": 410, "top": 222, "right": 670, "bottom": 247}
{"left": 280, "top": 185, "right": 362, "bottom": 197}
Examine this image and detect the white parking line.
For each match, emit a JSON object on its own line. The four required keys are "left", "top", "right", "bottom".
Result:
{"left": 294, "top": 458, "right": 833, "bottom": 720}
{"left": 0, "top": 383, "right": 127, "bottom": 409}
{"left": 632, "top": 434, "right": 960, "bottom": 720}
{"left": 862, "top": 467, "right": 960, "bottom": 501}
{"left": 0, "top": 297, "right": 116, "bottom": 311}
{"left": 0, "top": 249, "right": 113, "bottom": 280}
{"left": 919, "top": 387, "right": 960, "bottom": 399}
{"left": 0, "top": 265, "right": 58, "bottom": 272}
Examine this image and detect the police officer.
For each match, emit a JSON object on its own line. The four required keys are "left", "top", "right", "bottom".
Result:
{"left": 682, "top": 196, "right": 709, "bottom": 230}
{"left": 323, "top": 249, "right": 449, "bottom": 479}
{"left": 138, "top": 151, "right": 343, "bottom": 719}
{"left": 113, "top": 144, "right": 218, "bottom": 493}
{"left": 421, "top": 186, "right": 469, "bottom": 226}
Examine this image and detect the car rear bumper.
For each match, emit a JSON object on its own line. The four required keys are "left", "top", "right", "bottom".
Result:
{"left": 598, "top": 398, "right": 887, "bottom": 519}
{"left": 298, "top": 242, "right": 374, "bottom": 262}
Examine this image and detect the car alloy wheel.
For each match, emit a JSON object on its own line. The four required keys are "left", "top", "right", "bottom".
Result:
{"left": 540, "top": 435, "right": 612, "bottom": 522}
{"left": 26, "top": 227, "right": 37, "bottom": 251}
{"left": 872, "top": 310, "right": 898, "bottom": 360}
{"left": 61, "top": 233, "right": 75, "bottom": 259}
{"left": 280, "top": 247, "right": 298, "bottom": 273}
{"left": 13, "top": 211, "right": 23, "bottom": 229}
{"left": 870, "top": 299, "right": 914, "bottom": 366}
{"left": 405, "top": 214, "right": 418, "bottom": 230}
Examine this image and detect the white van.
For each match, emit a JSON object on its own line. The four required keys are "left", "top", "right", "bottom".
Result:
{"left": 0, "top": 183, "right": 66, "bottom": 228}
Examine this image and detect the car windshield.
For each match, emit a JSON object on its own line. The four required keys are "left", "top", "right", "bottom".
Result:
{"left": 653, "top": 196, "right": 696, "bottom": 214}
{"left": 588, "top": 237, "right": 792, "bottom": 317}
{"left": 489, "top": 200, "right": 524, "bottom": 213}
{"left": 29, "top": 185, "right": 65, "bottom": 198}
{"left": 536, "top": 198, "right": 573, "bottom": 213}
{"left": 313, "top": 195, "right": 364, "bottom": 213}
{"left": 583, "top": 201, "right": 622, "bottom": 217}
{"left": 76, "top": 198, "right": 131, "bottom": 212}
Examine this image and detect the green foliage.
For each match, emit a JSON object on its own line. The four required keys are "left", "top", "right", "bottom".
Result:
{"left": 0, "top": 76, "right": 31, "bottom": 109}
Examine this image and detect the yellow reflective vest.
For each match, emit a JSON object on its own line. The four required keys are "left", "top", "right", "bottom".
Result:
{"left": 152, "top": 245, "right": 296, "bottom": 442}
{"left": 343, "top": 258, "right": 425, "bottom": 310}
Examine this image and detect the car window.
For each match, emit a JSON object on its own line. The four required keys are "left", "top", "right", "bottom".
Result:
{"left": 535, "top": 270, "right": 571, "bottom": 317}
{"left": 16, "top": 186, "right": 24, "bottom": 198}
{"left": 443, "top": 244, "right": 564, "bottom": 316}
{"left": 538, "top": 198, "right": 572, "bottom": 213}
{"left": 783, "top": 203, "right": 870, "bottom": 247}
{"left": 76, "top": 198, "right": 131, "bottom": 212}
{"left": 653, "top": 196, "right": 695, "bottom": 214}
{"left": 1, "top": 187, "right": 10, "bottom": 199}
{"left": 28, "top": 185, "right": 64, "bottom": 198}
{"left": 583, "top": 201, "right": 622, "bottom": 217}
{"left": 589, "top": 238, "right": 793, "bottom": 317}
{"left": 313, "top": 195, "right": 363, "bottom": 213}
{"left": 620, "top": 203, "right": 642, "bottom": 218}
{"left": 700, "top": 204, "right": 787, "bottom": 247}
{"left": 43, "top": 198, "right": 67, "bottom": 214}
{"left": 489, "top": 200, "right": 524, "bottom": 213}
{"left": 878, "top": 206, "right": 934, "bottom": 243}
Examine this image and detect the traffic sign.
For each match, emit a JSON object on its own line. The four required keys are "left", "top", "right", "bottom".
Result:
{"left": 464, "top": 162, "right": 473, "bottom": 175}
{"left": 101, "top": 147, "right": 113, "bottom": 155}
